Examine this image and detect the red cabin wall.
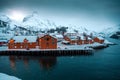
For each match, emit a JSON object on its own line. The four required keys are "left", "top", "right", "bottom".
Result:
{"left": 39, "top": 35, "right": 57, "bottom": 49}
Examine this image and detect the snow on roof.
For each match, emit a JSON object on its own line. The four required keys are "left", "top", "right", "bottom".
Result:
{"left": 55, "top": 34, "right": 63, "bottom": 38}
{"left": 13, "top": 36, "right": 37, "bottom": 42}
{"left": 0, "top": 73, "right": 21, "bottom": 80}
{"left": 80, "top": 36, "right": 85, "bottom": 40}
{"left": 38, "top": 33, "right": 45, "bottom": 38}
{"left": 62, "top": 40, "right": 70, "bottom": 43}
{"left": 0, "top": 37, "right": 8, "bottom": 40}
{"left": 39, "top": 34, "right": 57, "bottom": 40}
{"left": 0, "top": 40, "right": 8, "bottom": 42}
{"left": 88, "top": 37, "right": 92, "bottom": 40}
{"left": 69, "top": 35, "right": 77, "bottom": 39}
{"left": 97, "top": 37, "right": 104, "bottom": 40}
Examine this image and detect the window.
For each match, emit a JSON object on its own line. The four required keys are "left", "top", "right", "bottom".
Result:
{"left": 46, "top": 43, "right": 49, "bottom": 49}
{"left": 52, "top": 38, "right": 55, "bottom": 44}
{"left": 44, "top": 37, "right": 50, "bottom": 41}
{"left": 46, "top": 38, "right": 49, "bottom": 41}
{"left": 46, "top": 43, "right": 49, "bottom": 46}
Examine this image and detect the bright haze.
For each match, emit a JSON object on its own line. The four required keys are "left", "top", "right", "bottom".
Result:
{"left": 0, "top": 0, "right": 120, "bottom": 32}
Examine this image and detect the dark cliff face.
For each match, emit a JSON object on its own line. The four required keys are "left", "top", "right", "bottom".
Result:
{"left": 110, "top": 31, "right": 120, "bottom": 39}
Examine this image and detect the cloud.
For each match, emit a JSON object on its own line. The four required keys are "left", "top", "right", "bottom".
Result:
{"left": 0, "top": 0, "right": 120, "bottom": 31}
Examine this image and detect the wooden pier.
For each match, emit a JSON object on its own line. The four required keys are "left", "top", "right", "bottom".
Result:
{"left": 0, "top": 49, "right": 93, "bottom": 56}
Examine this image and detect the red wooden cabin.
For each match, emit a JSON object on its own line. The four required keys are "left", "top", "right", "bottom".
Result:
{"left": 8, "top": 36, "right": 37, "bottom": 49}
{"left": 38, "top": 34, "right": 57, "bottom": 49}
{"left": 93, "top": 37, "right": 104, "bottom": 44}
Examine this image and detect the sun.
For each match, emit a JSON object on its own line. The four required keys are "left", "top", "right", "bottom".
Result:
{"left": 9, "top": 11, "right": 25, "bottom": 21}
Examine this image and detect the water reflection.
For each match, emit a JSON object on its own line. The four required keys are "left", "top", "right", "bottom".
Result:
{"left": 39, "top": 57, "right": 57, "bottom": 69}
{"left": 9, "top": 56, "right": 16, "bottom": 69}
{"left": 9, "top": 56, "right": 57, "bottom": 70}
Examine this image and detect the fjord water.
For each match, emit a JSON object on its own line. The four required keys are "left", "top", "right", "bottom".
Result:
{"left": 0, "top": 38, "right": 120, "bottom": 80}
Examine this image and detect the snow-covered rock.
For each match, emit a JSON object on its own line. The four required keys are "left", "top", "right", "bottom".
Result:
{"left": 0, "top": 73, "right": 21, "bottom": 80}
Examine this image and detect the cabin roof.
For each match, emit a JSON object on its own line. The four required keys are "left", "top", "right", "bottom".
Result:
{"left": 62, "top": 40, "right": 70, "bottom": 43}
{"left": 0, "top": 40, "right": 8, "bottom": 42}
{"left": 13, "top": 36, "right": 37, "bottom": 42}
{"left": 97, "top": 37, "right": 104, "bottom": 40}
{"left": 80, "top": 36, "right": 84, "bottom": 40}
{"left": 39, "top": 34, "right": 57, "bottom": 39}
{"left": 55, "top": 34, "right": 63, "bottom": 38}
{"left": 88, "top": 37, "right": 92, "bottom": 40}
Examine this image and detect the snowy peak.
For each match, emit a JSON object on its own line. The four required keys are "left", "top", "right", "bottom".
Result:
{"left": 22, "top": 12, "right": 58, "bottom": 31}
{"left": 102, "top": 24, "right": 120, "bottom": 37}
{"left": 0, "top": 15, "right": 11, "bottom": 22}
{"left": 67, "top": 25, "right": 97, "bottom": 37}
{"left": 23, "top": 11, "right": 38, "bottom": 22}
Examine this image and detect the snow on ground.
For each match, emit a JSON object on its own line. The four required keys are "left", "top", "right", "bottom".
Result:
{"left": 87, "top": 42, "right": 105, "bottom": 47}
{"left": 0, "top": 46, "right": 7, "bottom": 51}
{"left": 104, "top": 39, "right": 114, "bottom": 45}
{"left": 57, "top": 42, "right": 93, "bottom": 50}
{"left": 0, "top": 73, "right": 21, "bottom": 80}
{"left": 57, "top": 41, "right": 113, "bottom": 50}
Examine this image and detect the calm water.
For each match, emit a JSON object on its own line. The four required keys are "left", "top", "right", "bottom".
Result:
{"left": 0, "top": 38, "right": 120, "bottom": 80}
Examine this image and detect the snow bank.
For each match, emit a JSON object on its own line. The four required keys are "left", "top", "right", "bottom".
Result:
{"left": 86, "top": 42, "right": 108, "bottom": 49}
{"left": 0, "top": 73, "right": 21, "bottom": 80}
{"left": 104, "top": 39, "right": 114, "bottom": 45}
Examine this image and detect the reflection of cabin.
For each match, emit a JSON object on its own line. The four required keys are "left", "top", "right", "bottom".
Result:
{"left": 9, "top": 56, "right": 16, "bottom": 68}
{"left": 38, "top": 34, "right": 57, "bottom": 49}
{"left": 8, "top": 36, "right": 37, "bottom": 49}
{"left": 93, "top": 37, "right": 104, "bottom": 44}
{"left": 39, "top": 57, "right": 56, "bottom": 69}
{"left": 9, "top": 56, "right": 57, "bottom": 69}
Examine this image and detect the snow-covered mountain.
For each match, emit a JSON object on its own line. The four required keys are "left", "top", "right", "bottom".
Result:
{"left": 67, "top": 25, "right": 98, "bottom": 36}
{"left": 22, "top": 12, "right": 58, "bottom": 31}
{"left": 0, "top": 15, "right": 11, "bottom": 22}
{"left": 102, "top": 24, "right": 120, "bottom": 39}
{"left": 0, "top": 12, "right": 98, "bottom": 36}
{"left": 0, "top": 14, "right": 21, "bottom": 29}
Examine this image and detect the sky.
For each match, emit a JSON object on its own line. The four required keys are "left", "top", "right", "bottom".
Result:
{"left": 0, "top": 0, "right": 120, "bottom": 31}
